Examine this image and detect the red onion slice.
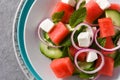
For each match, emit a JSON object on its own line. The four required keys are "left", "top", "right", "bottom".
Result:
{"left": 74, "top": 49, "right": 105, "bottom": 74}
{"left": 84, "top": 21, "right": 99, "bottom": 27}
{"left": 95, "top": 26, "right": 120, "bottom": 51}
{"left": 71, "top": 23, "right": 94, "bottom": 50}
{"left": 93, "top": 74, "right": 101, "bottom": 80}
{"left": 37, "top": 23, "right": 62, "bottom": 48}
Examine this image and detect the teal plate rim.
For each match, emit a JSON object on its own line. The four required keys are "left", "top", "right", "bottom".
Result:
{"left": 13, "top": 0, "right": 42, "bottom": 80}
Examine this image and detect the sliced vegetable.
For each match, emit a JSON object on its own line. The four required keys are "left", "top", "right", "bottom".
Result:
{"left": 51, "top": 2, "right": 74, "bottom": 23}
{"left": 71, "top": 23, "right": 94, "bottom": 49}
{"left": 50, "top": 57, "right": 74, "bottom": 78}
{"left": 95, "top": 27, "right": 120, "bottom": 51}
{"left": 38, "top": 24, "right": 62, "bottom": 48}
{"left": 98, "top": 18, "right": 115, "bottom": 38}
{"left": 48, "top": 22, "right": 70, "bottom": 45}
{"left": 69, "top": 45, "right": 87, "bottom": 61}
{"left": 40, "top": 42, "right": 63, "bottom": 59}
{"left": 105, "top": 10, "right": 120, "bottom": 26}
{"left": 74, "top": 49, "right": 104, "bottom": 74}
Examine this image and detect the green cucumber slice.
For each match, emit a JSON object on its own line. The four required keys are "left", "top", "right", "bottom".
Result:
{"left": 105, "top": 10, "right": 120, "bottom": 26}
{"left": 40, "top": 42, "right": 63, "bottom": 59}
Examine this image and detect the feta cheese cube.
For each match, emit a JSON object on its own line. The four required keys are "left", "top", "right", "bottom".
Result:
{"left": 39, "top": 19, "right": 54, "bottom": 32}
{"left": 96, "top": 0, "right": 111, "bottom": 10}
{"left": 86, "top": 0, "right": 90, "bottom": 4}
{"left": 77, "top": 32, "right": 91, "bottom": 47}
{"left": 86, "top": 51, "right": 98, "bottom": 62}
{"left": 61, "top": 0, "right": 76, "bottom": 7}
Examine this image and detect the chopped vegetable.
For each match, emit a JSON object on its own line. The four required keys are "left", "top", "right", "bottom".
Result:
{"left": 40, "top": 42, "right": 63, "bottom": 59}
{"left": 105, "top": 10, "right": 120, "bottom": 26}
{"left": 69, "top": 45, "right": 87, "bottom": 61}
{"left": 69, "top": 7, "right": 86, "bottom": 28}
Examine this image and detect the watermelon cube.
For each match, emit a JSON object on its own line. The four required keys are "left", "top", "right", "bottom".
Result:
{"left": 48, "top": 22, "right": 70, "bottom": 45}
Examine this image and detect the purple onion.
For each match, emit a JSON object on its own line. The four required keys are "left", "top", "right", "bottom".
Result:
{"left": 71, "top": 23, "right": 94, "bottom": 50}
{"left": 74, "top": 49, "right": 105, "bottom": 74}
{"left": 94, "top": 26, "right": 120, "bottom": 51}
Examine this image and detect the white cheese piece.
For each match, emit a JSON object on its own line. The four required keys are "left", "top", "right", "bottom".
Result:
{"left": 86, "top": 51, "right": 98, "bottom": 62}
{"left": 61, "top": 0, "right": 76, "bottom": 7}
{"left": 39, "top": 19, "right": 54, "bottom": 32}
{"left": 77, "top": 32, "right": 91, "bottom": 47}
{"left": 96, "top": 0, "right": 111, "bottom": 10}
{"left": 86, "top": 0, "right": 90, "bottom": 4}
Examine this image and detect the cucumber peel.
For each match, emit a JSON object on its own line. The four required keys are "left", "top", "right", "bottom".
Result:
{"left": 40, "top": 42, "right": 63, "bottom": 59}
{"left": 105, "top": 10, "right": 120, "bottom": 26}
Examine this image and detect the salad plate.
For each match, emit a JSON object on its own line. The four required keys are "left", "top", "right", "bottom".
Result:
{"left": 13, "top": 0, "right": 120, "bottom": 80}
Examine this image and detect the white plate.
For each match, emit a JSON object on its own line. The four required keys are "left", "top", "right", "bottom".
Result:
{"left": 13, "top": 0, "right": 120, "bottom": 80}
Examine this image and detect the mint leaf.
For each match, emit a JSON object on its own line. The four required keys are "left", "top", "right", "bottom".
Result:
{"left": 114, "top": 50, "right": 120, "bottom": 67}
{"left": 97, "top": 38, "right": 106, "bottom": 47}
{"left": 112, "top": 31, "right": 120, "bottom": 46}
{"left": 69, "top": 7, "right": 86, "bottom": 28}
{"left": 79, "top": 0, "right": 86, "bottom": 8}
{"left": 73, "top": 26, "right": 87, "bottom": 42}
{"left": 52, "top": 11, "right": 64, "bottom": 23}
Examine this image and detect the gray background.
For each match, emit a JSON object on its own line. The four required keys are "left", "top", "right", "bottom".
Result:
{"left": 0, "top": 0, "right": 27, "bottom": 80}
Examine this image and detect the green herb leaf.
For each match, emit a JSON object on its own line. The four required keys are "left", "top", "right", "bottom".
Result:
{"left": 114, "top": 50, "right": 120, "bottom": 67}
{"left": 79, "top": 0, "right": 86, "bottom": 8}
{"left": 69, "top": 7, "right": 86, "bottom": 28}
{"left": 112, "top": 31, "right": 120, "bottom": 46}
{"left": 73, "top": 26, "right": 87, "bottom": 42}
{"left": 97, "top": 38, "right": 106, "bottom": 47}
{"left": 52, "top": 11, "right": 64, "bottom": 23}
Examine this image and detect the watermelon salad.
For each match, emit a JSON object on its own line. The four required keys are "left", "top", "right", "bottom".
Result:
{"left": 37, "top": 0, "right": 120, "bottom": 79}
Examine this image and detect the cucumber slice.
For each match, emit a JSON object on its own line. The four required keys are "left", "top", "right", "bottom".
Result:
{"left": 105, "top": 10, "right": 120, "bottom": 26}
{"left": 40, "top": 42, "right": 63, "bottom": 59}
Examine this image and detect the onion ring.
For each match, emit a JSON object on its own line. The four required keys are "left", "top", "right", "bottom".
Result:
{"left": 74, "top": 49, "right": 104, "bottom": 74}
{"left": 71, "top": 23, "right": 94, "bottom": 50}
{"left": 95, "top": 26, "right": 120, "bottom": 51}
{"left": 37, "top": 21, "right": 62, "bottom": 48}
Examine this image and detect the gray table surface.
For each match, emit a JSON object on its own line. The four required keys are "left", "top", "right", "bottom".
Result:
{"left": 0, "top": 0, "right": 27, "bottom": 80}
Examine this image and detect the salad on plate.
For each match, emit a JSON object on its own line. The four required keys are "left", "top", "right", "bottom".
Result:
{"left": 37, "top": 0, "right": 120, "bottom": 79}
